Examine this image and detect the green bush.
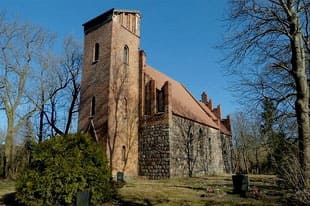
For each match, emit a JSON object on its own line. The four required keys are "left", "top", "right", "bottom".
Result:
{"left": 16, "top": 133, "right": 114, "bottom": 206}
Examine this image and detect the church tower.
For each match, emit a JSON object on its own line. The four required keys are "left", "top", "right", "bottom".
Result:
{"left": 78, "top": 9, "right": 141, "bottom": 176}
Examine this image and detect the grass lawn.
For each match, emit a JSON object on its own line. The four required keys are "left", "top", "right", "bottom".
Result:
{"left": 0, "top": 175, "right": 293, "bottom": 205}
{"left": 0, "top": 179, "right": 16, "bottom": 205}
{"left": 0, "top": 179, "right": 15, "bottom": 198}
{"left": 116, "top": 175, "right": 289, "bottom": 206}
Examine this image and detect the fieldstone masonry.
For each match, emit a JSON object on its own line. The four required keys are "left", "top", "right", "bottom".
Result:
{"left": 170, "top": 116, "right": 227, "bottom": 177}
{"left": 139, "top": 123, "right": 170, "bottom": 179}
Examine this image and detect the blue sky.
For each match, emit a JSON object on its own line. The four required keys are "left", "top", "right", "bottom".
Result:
{"left": 0, "top": 0, "right": 237, "bottom": 118}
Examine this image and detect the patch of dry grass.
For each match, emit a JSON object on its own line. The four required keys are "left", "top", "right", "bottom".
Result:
{"left": 0, "top": 175, "right": 291, "bottom": 205}
{"left": 0, "top": 179, "right": 16, "bottom": 205}
{"left": 117, "top": 175, "right": 287, "bottom": 206}
{"left": 0, "top": 179, "right": 15, "bottom": 198}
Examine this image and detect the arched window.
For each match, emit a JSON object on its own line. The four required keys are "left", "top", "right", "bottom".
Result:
{"left": 93, "top": 43, "right": 99, "bottom": 62}
{"left": 122, "top": 145, "right": 126, "bottom": 161}
{"left": 91, "top": 96, "right": 96, "bottom": 117}
{"left": 123, "top": 45, "right": 129, "bottom": 64}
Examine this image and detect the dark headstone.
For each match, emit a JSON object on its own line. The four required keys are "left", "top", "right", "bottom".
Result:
{"left": 240, "top": 175, "right": 249, "bottom": 197}
{"left": 76, "top": 191, "right": 90, "bottom": 206}
{"left": 117, "top": 171, "right": 124, "bottom": 182}
{"left": 232, "top": 174, "right": 249, "bottom": 197}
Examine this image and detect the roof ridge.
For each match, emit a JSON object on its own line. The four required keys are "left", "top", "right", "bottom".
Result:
{"left": 179, "top": 83, "right": 219, "bottom": 127}
{"left": 198, "top": 102, "right": 218, "bottom": 121}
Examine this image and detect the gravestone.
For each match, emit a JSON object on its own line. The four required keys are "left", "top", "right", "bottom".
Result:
{"left": 76, "top": 191, "right": 90, "bottom": 206}
{"left": 117, "top": 171, "right": 124, "bottom": 182}
{"left": 232, "top": 174, "right": 249, "bottom": 197}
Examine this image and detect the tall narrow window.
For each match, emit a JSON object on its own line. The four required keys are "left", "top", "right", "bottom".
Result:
{"left": 91, "top": 96, "right": 96, "bottom": 117}
{"left": 144, "top": 82, "right": 151, "bottom": 115}
{"left": 93, "top": 43, "right": 99, "bottom": 62}
{"left": 122, "top": 145, "right": 126, "bottom": 162}
{"left": 156, "top": 89, "right": 164, "bottom": 112}
{"left": 123, "top": 45, "right": 129, "bottom": 64}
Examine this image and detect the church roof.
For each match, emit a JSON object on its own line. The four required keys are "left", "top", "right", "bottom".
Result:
{"left": 144, "top": 66, "right": 220, "bottom": 129}
{"left": 220, "top": 122, "right": 231, "bottom": 136}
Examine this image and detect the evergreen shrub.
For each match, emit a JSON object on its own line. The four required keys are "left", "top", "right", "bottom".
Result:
{"left": 16, "top": 133, "right": 113, "bottom": 205}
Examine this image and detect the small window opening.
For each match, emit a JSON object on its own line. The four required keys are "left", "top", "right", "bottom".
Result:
{"left": 144, "top": 82, "right": 151, "bottom": 115}
{"left": 93, "top": 43, "right": 99, "bottom": 63}
{"left": 199, "top": 128, "right": 203, "bottom": 136}
{"left": 91, "top": 96, "right": 96, "bottom": 117}
{"left": 123, "top": 45, "right": 129, "bottom": 64}
{"left": 126, "top": 14, "right": 130, "bottom": 28}
{"left": 156, "top": 89, "right": 164, "bottom": 112}
{"left": 119, "top": 13, "right": 123, "bottom": 24}
{"left": 132, "top": 15, "right": 136, "bottom": 33}
{"left": 122, "top": 145, "right": 126, "bottom": 161}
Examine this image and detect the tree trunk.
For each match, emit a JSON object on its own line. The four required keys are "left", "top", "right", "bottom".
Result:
{"left": 5, "top": 111, "right": 14, "bottom": 177}
{"left": 255, "top": 148, "right": 259, "bottom": 174}
{"left": 38, "top": 91, "right": 44, "bottom": 143}
{"left": 289, "top": 15, "right": 310, "bottom": 189}
{"left": 241, "top": 148, "right": 248, "bottom": 174}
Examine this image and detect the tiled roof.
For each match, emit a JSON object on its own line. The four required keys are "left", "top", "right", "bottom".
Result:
{"left": 198, "top": 102, "right": 231, "bottom": 135}
{"left": 198, "top": 102, "right": 218, "bottom": 121}
{"left": 220, "top": 122, "right": 231, "bottom": 136}
{"left": 144, "top": 66, "right": 219, "bottom": 129}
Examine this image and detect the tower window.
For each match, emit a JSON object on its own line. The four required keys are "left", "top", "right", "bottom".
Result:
{"left": 132, "top": 15, "right": 136, "bottom": 33}
{"left": 122, "top": 145, "right": 126, "bottom": 161}
{"left": 125, "top": 14, "right": 130, "bottom": 28}
{"left": 91, "top": 96, "right": 96, "bottom": 117}
{"left": 93, "top": 43, "right": 99, "bottom": 63}
{"left": 123, "top": 45, "right": 129, "bottom": 64}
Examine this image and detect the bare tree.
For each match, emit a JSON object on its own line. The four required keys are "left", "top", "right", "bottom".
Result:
{"left": 231, "top": 112, "right": 269, "bottom": 174}
{"left": 223, "top": 0, "right": 310, "bottom": 189}
{"left": 232, "top": 112, "right": 252, "bottom": 173}
{"left": 0, "top": 14, "right": 52, "bottom": 176}
{"left": 272, "top": 137, "right": 310, "bottom": 203}
{"left": 34, "top": 52, "right": 58, "bottom": 141}
{"left": 36, "top": 36, "right": 82, "bottom": 138}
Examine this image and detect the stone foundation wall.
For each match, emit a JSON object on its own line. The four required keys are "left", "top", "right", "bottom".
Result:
{"left": 221, "top": 134, "right": 233, "bottom": 173}
{"left": 139, "top": 118, "right": 170, "bottom": 179}
{"left": 207, "top": 127, "right": 224, "bottom": 174}
{"left": 170, "top": 115, "right": 225, "bottom": 177}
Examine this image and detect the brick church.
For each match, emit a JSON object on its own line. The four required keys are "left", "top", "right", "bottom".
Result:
{"left": 78, "top": 9, "right": 232, "bottom": 179}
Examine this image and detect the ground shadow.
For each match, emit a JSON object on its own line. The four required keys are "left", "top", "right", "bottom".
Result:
{"left": 0, "top": 192, "right": 19, "bottom": 206}
{"left": 112, "top": 198, "right": 152, "bottom": 206}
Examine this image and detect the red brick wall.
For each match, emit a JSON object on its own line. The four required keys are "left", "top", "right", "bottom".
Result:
{"left": 78, "top": 11, "right": 141, "bottom": 176}
{"left": 78, "top": 20, "right": 113, "bottom": 142}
